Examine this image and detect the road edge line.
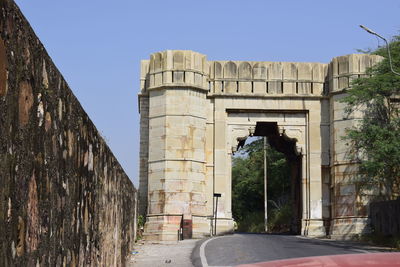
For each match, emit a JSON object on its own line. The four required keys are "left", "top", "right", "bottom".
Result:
{"left": 200, "top": 236, "right": 225, "bottom": 267}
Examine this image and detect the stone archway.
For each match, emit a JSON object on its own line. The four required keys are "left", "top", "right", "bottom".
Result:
{"left": 232, "top": 121, "right": 302, "bottom": 234}
{"left": 226, "top": 111, "right": 323, "bottom": 236}
{"left": 138, "top": 50, "right": 382, "bottom": 241}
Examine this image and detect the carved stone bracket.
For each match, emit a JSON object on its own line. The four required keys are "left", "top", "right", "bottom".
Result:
{"left": 277, "top": 125, "right": 305, "bottom": 156}
{"left": 277, "top": 126, "right": 301, "bottom": 141}
{"left": 279, "top": 126, "right": 285, "bottom": 136}
{"left": 230, "top": 126, "right": 256, "bottom": 155}
{"left": 295, "top": 145, "right": 303, "bottom": 156}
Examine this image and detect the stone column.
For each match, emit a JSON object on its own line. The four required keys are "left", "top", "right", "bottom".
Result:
{"left": 138, "top": 95, "right": 149, "bottom": 216}
{"left": 139, "top": 61, "right": 150, "bottom": 216}
{"left": 329, "top": 54, "right": 383, "bottom": 239}
{"left": 212, "top": 98, "right": 235, "bottom": 234}
{"left": 143, "top": 50, "right": 210, "bottom": 241}
{"left": 305, "top": 108, "right": 326, "bottom": 236}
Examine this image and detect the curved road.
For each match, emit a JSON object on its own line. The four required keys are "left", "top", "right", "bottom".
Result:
{"left": 192, "top": 233, "right": 382, "bottom": 267}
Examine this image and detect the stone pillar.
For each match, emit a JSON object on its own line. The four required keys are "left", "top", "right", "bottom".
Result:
{"left": 143, "top": 50, "right": 210, "bottom": 241}
{"left": 213, "top": 98, "right": 235, "bottom": 234}
{"left": 198, "top": 96, "right": 215, "bottom": 238}
{"left": 329, "top": 54, "right": 383, "bottom": 239}
{"left": 321, "top": 96, "right": 332, "bottom": 232}
{"left": 139, "top": 61, "right": 150, "bottom": 216}
{"left": 304, "top": 108, "right": 326, "bottom": 236}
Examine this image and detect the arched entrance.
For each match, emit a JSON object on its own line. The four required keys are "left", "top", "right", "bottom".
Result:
{"left": 256, "top": 121, "right": 302, "bottom": 234}
{"left": 231, "top": 121, "right": 303, "bottom": 234}
{"left": 226, "top": 111, "right": 318, "bottom": 236}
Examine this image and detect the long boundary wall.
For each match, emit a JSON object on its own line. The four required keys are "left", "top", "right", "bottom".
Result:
{"left": 0, "top": 1, "right": 137, "bottom": 266}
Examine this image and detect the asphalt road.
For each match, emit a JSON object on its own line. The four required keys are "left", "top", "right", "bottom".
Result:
{"left": 192, "top": 233, "right": 383, "bottom": 267}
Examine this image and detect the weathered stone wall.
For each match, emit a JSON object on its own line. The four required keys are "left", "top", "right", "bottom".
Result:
{"left": 0, "top": 0, "right": 137, "bottom": 266}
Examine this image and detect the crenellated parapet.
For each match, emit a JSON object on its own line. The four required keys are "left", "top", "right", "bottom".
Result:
{"left": 208, "top": 61, "right": 328, "bottom": 97}
{"left": 141, "top": 51, "right": 383, "bottom": 99}
{"left": 329, "top": 54, "right": 382, "bottom": 93}
{"left": 140, "top": 50, "right": 209, "bottom": 93}
{"left": 140, "top": 50, "right": 332, "bottom": 98}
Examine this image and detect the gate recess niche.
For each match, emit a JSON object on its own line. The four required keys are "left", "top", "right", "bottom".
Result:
{"left": 254, "top": 121, "right": 302, "bottom": 234}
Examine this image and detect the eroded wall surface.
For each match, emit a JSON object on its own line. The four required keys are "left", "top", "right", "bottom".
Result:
{"left": 0, "top": 1, "right": 137, "bottom": 266}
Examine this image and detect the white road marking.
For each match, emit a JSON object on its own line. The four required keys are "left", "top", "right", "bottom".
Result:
{"left": 352, "top": 249, "right": 372, "bottom": 254}
{"left": 200, "top": 236, "right": 231, "bottom": 267}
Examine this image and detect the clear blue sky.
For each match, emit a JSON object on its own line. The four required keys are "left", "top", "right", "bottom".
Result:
{"left": 14, "top": 0, "right": 400, "bottom": 187}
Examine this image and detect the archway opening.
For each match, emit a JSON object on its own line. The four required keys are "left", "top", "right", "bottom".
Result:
{"left": 231, "top": 122, "right": 302, "bottom": 234}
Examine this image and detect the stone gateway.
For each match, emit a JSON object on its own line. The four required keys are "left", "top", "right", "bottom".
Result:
{"left": 138, "top": 50, "right": 382, "bottom": 241}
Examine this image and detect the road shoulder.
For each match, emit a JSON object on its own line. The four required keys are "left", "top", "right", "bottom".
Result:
{"left": 128, "top": 239, "right": 198, "bottom": 267}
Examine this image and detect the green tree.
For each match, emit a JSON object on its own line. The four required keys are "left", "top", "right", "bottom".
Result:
{"left": 232, "top": 138, "right": 291, "bottom": 232}
{"left": 342, "top": 35, "right": 400, "bottom": 199}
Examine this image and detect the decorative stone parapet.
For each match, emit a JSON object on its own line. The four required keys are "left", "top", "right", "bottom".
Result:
{"left": 140, "top": 50, "right": 209, "bottom": 92}
{"left": 208, "top": 61, "right": 327, "bottom": 97}
{"left": 329, "top": 54, "right": 382, "bottom": 93}
{"left": 140, "top": 51, "right": 329, "bottom": 97}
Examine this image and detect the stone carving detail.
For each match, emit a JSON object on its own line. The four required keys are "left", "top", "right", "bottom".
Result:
{"left": 277, "top": 126, "right": 304, "bottom": 156}
{"left": 224, "top": 61, "right": 237, "bottom": 79}
{"left": 238, "top": 62, "right": 252, "bottom": 79}
{"left": 230, "top": 127, "right": 253, "bottom": 154}
{"left": 295, "top": 145, "right": 303, "bottom": 156}
{"left": 214, "top": 61, "right": 222, "bottom": 78}
{"left": 253, "top": 63, "right": 267, "bottom": 79}
{"left": 280, "top": 127, "right": 303, "bottom": 142}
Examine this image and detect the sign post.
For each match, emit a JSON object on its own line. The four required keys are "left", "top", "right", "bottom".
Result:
{"left": 213, "top": 193, "right": 221, "bottom": 235}
{"left": 264, "top": 137, "right": 268, "bottom": 232}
